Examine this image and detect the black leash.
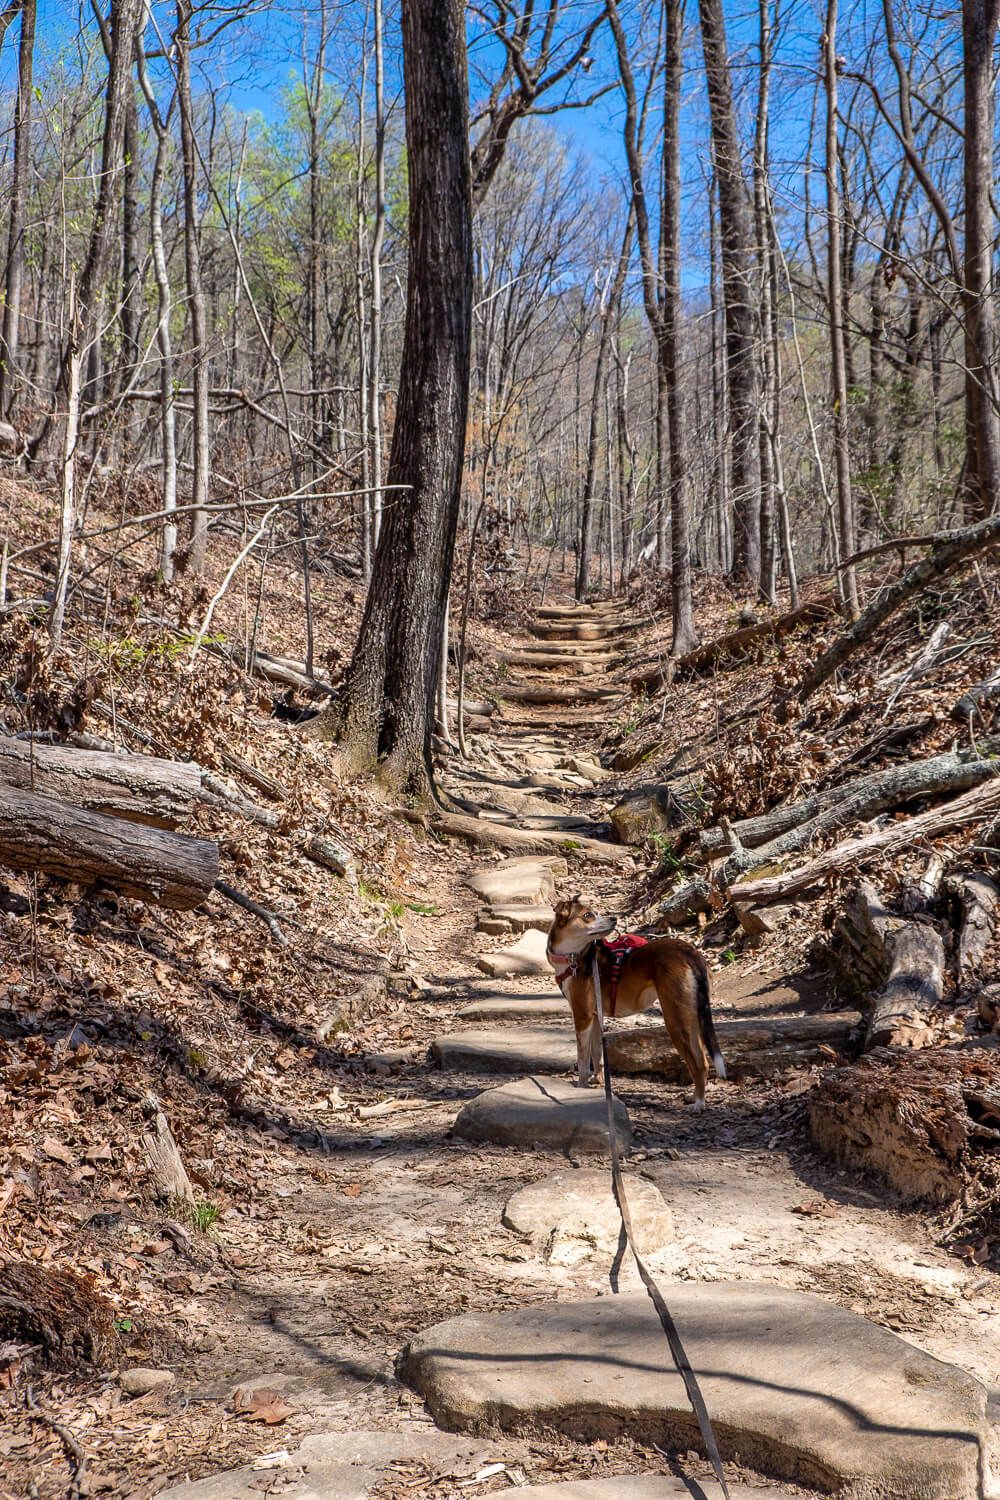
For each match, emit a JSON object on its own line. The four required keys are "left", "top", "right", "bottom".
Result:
{"left": 593, "top": 958, "right": 732, "bottom": 1500}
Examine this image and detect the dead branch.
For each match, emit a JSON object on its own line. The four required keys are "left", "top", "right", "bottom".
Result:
{"left": 728, "top": 776, "right": 1000, "bottom": 906}
{"left": 801, "top": 511, "right": 1000, "bottom": 699}
{"left": 214, "top": 879, "right": 288, "bottom": 945}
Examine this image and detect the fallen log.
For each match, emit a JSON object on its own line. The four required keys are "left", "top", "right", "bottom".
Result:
{"left": 708, "top": 743, "right": 1000, "bottom": 883}
{"left": 140, "top": 1099, "right": 195, "bottom": 1204}
{"left": 866, "top": 920, "right": 946, "bottom": 1051}
{"left": 947, "top": 871, "right": 1000, "bottom": 980}
{"left": 0, "top": 737, "right": 199, "bottom": 829}
{"left": 433, "top": 810, "right": 631, "bottom": 864}
{"left": 876, "top": 621, "right": 951, "bottom": 712}
{"left": 0, "top": 783, "right": 219, "bottom": 909}
{"left": 498, "top": 683, "right": 617, "bottom": 705}
{"left": 633, "top": 600, "right": 832, "bottom": 691}
{"left": 727, "top": 776, "right": 1000, "bottom": 907}
{"left": 606, "top": 1009, "right": 862, "bottom": 1080}
{"left": 253, "top": 650, "right": 335, "bottom": 697}
{"left": 801, "top": 510, "right": 1000, "bottom": 700}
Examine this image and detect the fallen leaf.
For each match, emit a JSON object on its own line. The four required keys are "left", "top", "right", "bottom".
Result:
{"left": 41, "top": 1137, "right": 74, "bottom": 1166}
{"left": 791, "top": 1199, "right": 836, "bottom": 1218}
{"left": 342, "top": 1183, "right": 363, "bottom": 1198}
{"left": 231, "top": 1386, "right": 296, "bottom": 1425}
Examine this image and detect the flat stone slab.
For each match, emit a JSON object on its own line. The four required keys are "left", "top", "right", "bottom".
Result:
{"left": 453, "top": 1076, "right": 631, "bottom": 1154}
{"left": 477, "top": 928, "right": 550, "bottom": 977}
{"left": 476, "top": 903, "right": 555, "bottom": 935}
{"left": 492, "top": 1482, "right": 796, "bottom": 1499}
{"left": 466, "top": 856, "right": 567, "bottom": 907}
{"left": 456, "top": 996, "right": 566, "bottom": 1023}
{"left": 433, "top": 1026, "right": 573, "bottom": 1074}
{"left": 503, "top": 1168, "right": 672, "bottom": 1260}
{"left": 158, "top": 1429, "right": 495, "bottom": 1500}
{"left": 399, "top": 1285, "right": 986, "bottom": 1499}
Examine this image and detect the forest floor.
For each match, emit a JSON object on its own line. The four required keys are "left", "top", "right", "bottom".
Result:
{"left": 1, "top": 472, "right": 999, "bottom": 1498}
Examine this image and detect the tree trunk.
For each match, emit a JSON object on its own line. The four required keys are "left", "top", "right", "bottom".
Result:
{"left": 962, "top": 0, "right": 1000, "bottom": 520}
{"left": 0, "top": 784, "right": 219, "bottom": 909}
{"left": 136, "top": 26, "right": 178, "bottom": 582}
{"left": 0, "top": 0, "right": 35, "bottom": 418}
{"left": 754, "top": 0, "right": 777, "bottom": 605}
{"left": 698, "top": 0, "right": 761, "bottom": 588}
{"left": 338, "top": 0, "right": 473, "bottom": 796}
{"left": 663, "top": 0, "right": 698, "bottom": 652}
{"left": 176, "top": 0, "right": 211, "bottom": 571}
{"left": 0, "top": 738, "right": 200, "bottom": 827}
{"left": 824, "top": 0, "right": 859, "bottom": 616}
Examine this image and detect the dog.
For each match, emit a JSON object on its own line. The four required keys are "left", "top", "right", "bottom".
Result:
{"left": 546, "top": 895, "right": 726, "bottom": 1110}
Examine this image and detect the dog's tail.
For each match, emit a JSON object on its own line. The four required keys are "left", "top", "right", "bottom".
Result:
{"left": 694, "top": 957, "right": 726, "bottom": 1079}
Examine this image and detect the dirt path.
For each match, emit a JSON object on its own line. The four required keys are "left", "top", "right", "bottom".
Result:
{"left": 158, "top": 603, "right": 1000, "bottom": 1500}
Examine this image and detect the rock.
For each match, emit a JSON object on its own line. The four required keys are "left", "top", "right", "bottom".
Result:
{"left": 456, "top": 996, "right": 566, "bottom": 1022}
{"left": 0, "top": 419, "right": 20, "bottom": 455}
{"left": 735, "top": 902, "right": 799, "bottom": 937}
{"left": 120, "top": 1367, "right": 176, "bottom": 1397}
{"left": 605, "top": 1010, "right": 862, "bottom": 1081}
{"left": 476, "top": 903, "right": 554, "bottom": 935}
{"left": 491, "top": 1482, "right": 795, "bottom": 1499}
{"left": 476, "top": 928, "right": 550, "bottom": 978}
{"left": 433, "top": 1026, "right": 573, "bottom": 1074}
{"left": 503, "top": 1168, "right": 672, "bottom": 1260}
{"left": 466, "top": 856, "right": 567, "bottom": 907}
{"left": 562, "top": 757, "right": 605, "bottom": 782}
{"left": 453, "top": 1076, "right": 631, "bottom": 1154}
{"left": 399, "top": 1285, "right": 986, "bottom": 1499}
{"left": 157, "top": 1429, "right": 494, "bottom": 1500}
{"left": 610, "top": 790, "right": 673, "bottom": 845}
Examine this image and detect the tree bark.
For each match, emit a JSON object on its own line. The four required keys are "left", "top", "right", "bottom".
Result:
{"left": 338, "top": 0, "right": 473, "bottom": 796}
{"left": 698, "top": 0, "right": 761, "bottom": 587}
{"left": 0, "top": 738, "right": 200, "bottom": 827}
{"left": 0, "top": 784, "right": 219, "bottom": 908}
{"left": 962, "top": 0, "right": 1000, "bottom": 521}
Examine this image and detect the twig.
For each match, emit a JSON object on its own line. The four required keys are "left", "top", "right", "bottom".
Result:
{"left": 26, "top": 1386, "right": 87, "bottom": 1500}
{"left": 213, "top": 880, "right": 288, "bottom": 946}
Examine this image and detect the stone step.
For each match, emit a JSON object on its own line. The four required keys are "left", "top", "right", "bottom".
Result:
{"left": 433, "top": 1025, "right": 571, "bottom": 1073}
{"left": 475, "top": 904, "right": 555, "bottom": 936}
{"left": 465, "top": 856, "right": 567, "bottom": 907}
{"left": 475, "top": 929, "right": 551, "bottom": 978}
{"left": 492, "top": 1482, "right": 796, "bottom": 1499}
{"left": 498, "top": 684, "right": 619, "bottom": 706}
{"left": 452, "top": 1075, "right": 631, "bottom": 1153}
{"left": 456, "top": 995, "right": 565, "bottom": 1022}
{"left": 157, "top": 1429, "right": 495, "bottom": 1500}
{"left": 399, "top": 1285, "right": 987, "bottom": 1499}
{"left": 503, "top": 1167, "right": 673, "bottom": 1259}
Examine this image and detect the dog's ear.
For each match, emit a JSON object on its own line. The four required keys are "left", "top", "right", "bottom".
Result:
{"left": 553, "top": 897, "right": 570, "bottom": 922}
{"left": 573, "top": 891, "right": 583, "bottom": 906}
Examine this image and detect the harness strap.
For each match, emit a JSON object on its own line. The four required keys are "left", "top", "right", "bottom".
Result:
{"left": 593, "top": 957, "right": 731, "bottom": 1500}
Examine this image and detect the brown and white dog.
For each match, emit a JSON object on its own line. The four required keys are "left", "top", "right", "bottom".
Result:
{"left": 546, "top": 895, "right": 726, "bottom": 1109}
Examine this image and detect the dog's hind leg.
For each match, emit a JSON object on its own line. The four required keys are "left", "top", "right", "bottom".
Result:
{"left": 657, "top": 995, "right": 709, "bottom": 1111}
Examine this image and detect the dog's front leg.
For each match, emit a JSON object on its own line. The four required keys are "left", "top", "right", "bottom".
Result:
{"left": 575, "top": 1027, "right": 594, "bottom": 1087}
{"left": 589, "top": 1019, "right": 603, "bottom": 1086}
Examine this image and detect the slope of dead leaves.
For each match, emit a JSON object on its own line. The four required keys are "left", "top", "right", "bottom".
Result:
{"left": 0, "top": 470, "right": 519, "bottom": 1495}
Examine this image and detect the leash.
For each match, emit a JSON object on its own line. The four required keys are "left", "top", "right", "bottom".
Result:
{"left": 593, "top": 957, "right": 732, "bottom": 1500}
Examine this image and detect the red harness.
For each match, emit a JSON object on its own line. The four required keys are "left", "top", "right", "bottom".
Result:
{"left": 551, "top": 933, "right": 649, "bottom": 1018}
